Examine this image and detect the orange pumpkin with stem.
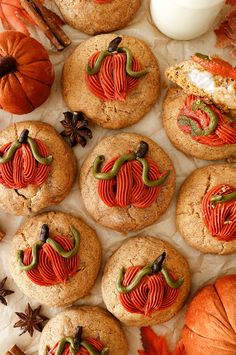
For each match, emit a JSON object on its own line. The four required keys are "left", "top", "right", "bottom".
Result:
{"left": 0, "top": 30, "right": 54, "bottom": 115}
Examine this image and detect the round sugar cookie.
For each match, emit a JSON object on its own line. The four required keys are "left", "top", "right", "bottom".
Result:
{"left": 102, "top": 236, "right": 191, "bottom": 326}
{"left": 0, "top": 121, "right": 77, "bottom": 215}
{"left": 10, "top": 211, "right": 101, "bottom": 307}
{"left": 39, "top": 306, "right": 128, "bottom": 355}
{"left": 55, "top": 0, "right": 141, "bottom": 35}
{"left": 62, "top": 34, "right": 160, "bottom": 129}
{"left": 163, "top": 87, "right": 236, "bottom": 161}
{"left": 80, "top": 132, "right": 175, "bottom": 233}
{"left": 176, "top": 164, "right": 236, "bottom": 254}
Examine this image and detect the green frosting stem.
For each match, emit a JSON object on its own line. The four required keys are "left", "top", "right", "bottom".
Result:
{"left": 137, "top": 157, "right": 170, "bottom": 187}
{"left": 178, "top": 100, "right": 218, "bottom": 137}
{"left": 85, "top": 46, "right": 148, "bottom": 78}
{"left": 17, "top": 241, "right": 44, "bottom": 271}
{"left": 161, "top": 266, "right": 184, "bottom": 289}
{"left": 86, "top": 50, "right": 110, "bottom": 75}
{"left": 93, "top": 152, "right": 136, "bottom": 180}
{"left": 46, "top": 225, "right": 80, "bottom": 258}
{"left": 192, "top": 100, "right": 218, "bottom": 134}
{"left": 194, "top": 53, "right": 210, "bottom": 61}
{"left": 210, "top": 191, "right": 236, "bottom": 204}
{"left": 18, "top": 226, "right": 80, "bottom": 271}
{"left": 0, "top": 140, "right": 21, "bottom": 164}
{"left": 116, "top": 265, "right": 152, "bottom": 294}
{"left": 118, "top": 47, "right": 148, "bottom": 78}
{"left": 55, "top": 337, "right": 76, "bottom": 355}
{"left": 117, "top": 260, "right": 184, "bottom": 294}
{"left": 27, "top": 137, "right": 53, "bottom": 165}
{"left": 80, "top": 341, "right": 109, "bottom": 355}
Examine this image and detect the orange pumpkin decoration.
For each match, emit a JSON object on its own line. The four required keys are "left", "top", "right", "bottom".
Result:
{"left": 182, "top": 274, "right": 236, "bottom": 355}
{"left": 0, "top": 31, "right": 54, "bottom": 115}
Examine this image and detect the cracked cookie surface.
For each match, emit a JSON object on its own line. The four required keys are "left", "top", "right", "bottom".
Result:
{"left": 0, "top": 121, "right": 77, "bottom": 215}
{"left": 101, "top": 236, "right": 191, "bottom": 326}
{"left": 39, "top": 306, "right": 128, "bottom": 355}
{"left": 62, "top": 34, "right": 160, "bottom": 129}
{"left": 54, "top": 0, "right": 141, "bottom": 35}
{"left": 79, "top": 132, "right": 175, "bottom": 233}
{"left": 10, "top": 211, "right": 102, "bottom": 307}
{"left": 176, "top": 164, "right": 236, "bottom": 254}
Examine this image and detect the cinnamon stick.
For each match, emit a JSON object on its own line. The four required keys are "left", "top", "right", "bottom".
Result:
{"left": 43, "top": 7, "right": 65, "bottom": 27}
{"left": 20, "top": 0, "right": 64, "bottom": 51}
{"left": 0, "top": 228, "right": 5, "bottom": 241}
{"left": 5, "top": 344, "right": 25, "bottom": 355}
{"left": 31, "top": 0, "right": 71, "bottom": 47}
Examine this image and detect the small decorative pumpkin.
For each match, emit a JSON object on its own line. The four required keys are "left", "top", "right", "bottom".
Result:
{"left": 182, "top": 275, "right": 236, "bottom": 355}
{"left": 0, "top": 30, "right": 54, "bottom": 115}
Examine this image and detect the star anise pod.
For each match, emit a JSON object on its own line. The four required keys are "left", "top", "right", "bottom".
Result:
{"left": 60, "top": 111, "right": 93, "bottom": 147}
{"left": 14, "top": 303, "right": 48, "bottom": 337}
{"left": 0, "top": 277, "right": 14, "bottom": 306}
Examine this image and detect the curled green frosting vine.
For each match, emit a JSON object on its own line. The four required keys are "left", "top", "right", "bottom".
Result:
{"left": 93, "top": 140, "right": 170, "bottom": 188}
{"left": 86, "top": 36, "right": 148, "bottom": 78}
{"left": 17, "top": 224, "right": 80, "bottom": 272}
{"left": 178, "top": 100, "right": 219, "bottom": 137}
{"left": 210, "top": 191, "right": 236, "bottom": 204}
{"left": 93, "top": 152, "right": 136, "bottom": 180}
{"left": 49, "top": 326, "right": 109, "bottom": 355}
{"left": 116, "top": 252, "right": 184, "bottom": 294}
{"left": 0, "top": 129, "right": 53, "bottom": 165}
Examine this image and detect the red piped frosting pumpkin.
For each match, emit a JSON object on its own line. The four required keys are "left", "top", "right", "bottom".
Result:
{"left": 0, "top": 31, "right": 54, "bottom": 115}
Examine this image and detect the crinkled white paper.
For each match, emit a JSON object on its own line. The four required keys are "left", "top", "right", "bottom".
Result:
{"left": 0, "top": 1, "right": 235, "bottom": 354}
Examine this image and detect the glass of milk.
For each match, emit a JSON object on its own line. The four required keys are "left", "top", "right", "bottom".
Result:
{"left": 150, "top": 0, "right": 225, "bottom": 40}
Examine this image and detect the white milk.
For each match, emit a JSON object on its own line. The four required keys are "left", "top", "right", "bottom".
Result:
{"left": 150, "top": 0, "right": 225, "bottom": 40}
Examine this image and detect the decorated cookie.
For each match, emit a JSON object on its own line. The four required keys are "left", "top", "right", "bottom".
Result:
{"left": 80, "top": 133, "right": 175, "bottom": 233}
{"left": 177, "top": 164, "right": 236, "bottom": 254}
{"left": 10, "top": 211, "right": 101, "bottom": 307}
{"left": 54, "top": 0, "right": 141, "bottom": 35}
{"left": 102, "top": 236, "right": 191, "bottom": 326}
{"left": 0, "top": 121, "right": 77, "bottom": 215}
{"left": 62, "top": 34, "right": 160, "bottom": 129}
{"left": 162, "top": 87, "right": 236, "bottom": 161}
{"left": 0, "top": 31, "right": 54, "bottom": 115}
{"left": 39, "top": 306, "right": 128, "bottom": 355}
{"left": 165, "top": 53, "right": 236, "bottom": 111}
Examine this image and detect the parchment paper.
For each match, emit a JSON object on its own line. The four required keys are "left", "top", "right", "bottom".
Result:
{"left": 0, "top": 1, "right": 235, "bottom": 354}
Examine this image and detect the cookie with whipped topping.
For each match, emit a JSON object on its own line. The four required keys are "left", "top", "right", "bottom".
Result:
{"left": 162, "top": 87, "right": 236, "bottom": 161}
{"left": 177, "top": 164, "right": 236, "bottom": 254}
{"left": 101, "top": 236, "right": 191, "bottom": 326}
{"left": 62, "top": 34, "right": 160, "bottom": 129}
{"left": 54, "top": 0, "right": 141, "bottom": 35}
{"left": 79, "top": 132, "right": 175, "bottom": 233}
{"left": 10, "top": 211, "right": 101, "bottom": 307}
{"left": 0, "top": 121, "right": 77, "bottom": 215}
{"left": 39, "top": 306, "right": 128, "bottom": 355}
{"left": 165, "top": 53, "right": 236, "bottom": 111}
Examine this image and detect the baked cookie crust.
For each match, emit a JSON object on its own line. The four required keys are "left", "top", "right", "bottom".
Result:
{"left": 10, "top": 211, "right": 102, "bottom": 307}
{"left": 79, "top": 132, "right": 175, "bottom": 233}
{"left": 62, "top": 34, "right": 160, "bottom": 129}
{"left": 54, "top": 0, "right": 141, "bottom": 35}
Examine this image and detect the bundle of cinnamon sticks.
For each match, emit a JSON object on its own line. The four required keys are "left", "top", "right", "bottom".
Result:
{"left": 20, "top": 0, "right": 71, "bottom": 50}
